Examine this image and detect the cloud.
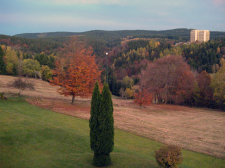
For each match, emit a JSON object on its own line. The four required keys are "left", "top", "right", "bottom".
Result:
{"left": 0, "top": 12, "right": 141, "bottom": 32}
{"left": 213, "top": 0, "right": 225, "bottom": 5}
{"left": 24, "top": 0, "right": 134, "bottom": 5}
{"left": 24, "top": 0, "right": 188, "bottom": 7}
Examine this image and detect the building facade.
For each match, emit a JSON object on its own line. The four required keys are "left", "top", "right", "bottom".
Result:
{"left": 190, "top": 30, "right": 210, "bottom": 42}
{"left": 190, "top": 30, "right": 199, "bottom": 42}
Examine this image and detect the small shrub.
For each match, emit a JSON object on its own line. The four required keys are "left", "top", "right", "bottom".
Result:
{"left": 0, "top": 92, "right": 7, "bottom": 100}
{"left": 155, "top": 145, "right": 183, "bottom": 168}
{"left": 9, "top": 78, "right": 35, "bottom": 91}
{"left": 0, "top": 92, "right": 4, "bottom": 99}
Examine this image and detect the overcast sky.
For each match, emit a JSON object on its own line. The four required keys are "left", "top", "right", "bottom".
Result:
{"left": 1, "top": 0, "right": 225, "bottom": 36}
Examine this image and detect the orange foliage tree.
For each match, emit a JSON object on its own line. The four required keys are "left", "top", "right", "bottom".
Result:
{"left": 134, "top": 88, "right": 152, "bottom": 107}
{"left": 50, "top": 37, "right": 101, "bottom": 104}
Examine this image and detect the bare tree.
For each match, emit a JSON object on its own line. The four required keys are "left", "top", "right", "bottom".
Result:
{"left": 8, "top": 78, "right": 35, "bottom": 96}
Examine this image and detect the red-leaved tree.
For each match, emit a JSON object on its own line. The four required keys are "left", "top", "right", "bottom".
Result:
{"left": 50, "top": 37, "right": 101, "bottom": 104}
{"left": 141, "top": 55, "right": 194, "bottom": 104}
{"left": 134, "top": 88, "right": 152, "bottom": 107}
{"left": 196, "top": 70, "right": 213, "bottom": 106}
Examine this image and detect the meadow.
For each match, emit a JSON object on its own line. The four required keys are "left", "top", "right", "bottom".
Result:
{"left": 0, "top": 97, "right": 225, "bottom": 168}
{"left": 0, "top": 75, "right": 225, "bottom": 167}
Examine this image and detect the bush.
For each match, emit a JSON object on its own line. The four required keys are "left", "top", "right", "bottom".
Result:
{"left": 9, "top": 78, "right": 35, "bottom": 91}
{"left": 155, "top": 145, "right": 183, "bottom": 168}
{"left": 0, "top": 92, "right": 7, "bottom": 100}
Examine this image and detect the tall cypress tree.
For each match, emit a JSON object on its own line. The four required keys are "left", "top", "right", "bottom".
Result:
{"left": 0, "top": 46, "right": 6, "bottom": 75}
{"left": 90, "top": 82, "right": 114, "bottom": 167}
{"left": 90, "top": 81, "right": 101, "bottom": 152}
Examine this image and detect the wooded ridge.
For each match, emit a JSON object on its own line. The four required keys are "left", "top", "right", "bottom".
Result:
{"left": 13, "top": 29, "right": 225, "bottom": 40}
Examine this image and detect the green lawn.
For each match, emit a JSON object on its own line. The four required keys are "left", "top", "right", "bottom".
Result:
{"left": 0, "top": 97, "right": 224, "bottom": 168}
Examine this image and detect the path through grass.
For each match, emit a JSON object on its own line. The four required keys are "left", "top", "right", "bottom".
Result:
{"left": 0, "top": 97, "right": 224, "bottom": 168}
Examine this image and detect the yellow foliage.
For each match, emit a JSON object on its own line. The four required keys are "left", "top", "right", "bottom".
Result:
{"left": 6, "top": 62, "right": 14, "bottom": 75}
{"left": 5, "top": 47, "right": 18, "bottom": 64}
{"left": 217, "top": 47, "right": 220, "bottom": 54}
{"left": 211, "top": 58, "right": 225, "bottom": 104}
{"left": 0, "top": 45, "right": 6, "bottom": 53}
{"left": 5, "top": 46, "right": 18, "bottom": 75}
{"left": 124, "top": 88, "right": 134, "bottom": 99}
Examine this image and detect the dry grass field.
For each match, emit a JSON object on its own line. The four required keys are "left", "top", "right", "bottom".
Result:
{"left": 1, "top": 75, "right": 225, "bottom": 159}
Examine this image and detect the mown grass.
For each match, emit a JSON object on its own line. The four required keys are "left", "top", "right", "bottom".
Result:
{"left": 0, "top": 97, "right": 224, "bottom": 168}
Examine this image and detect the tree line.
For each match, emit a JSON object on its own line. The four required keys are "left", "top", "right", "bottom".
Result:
{"left": 1, "top": 35, "right": 225, "bottom": 110}
{"left": 0, "top": 45, "right": 54, "bottom": 81}
{"left": 135, "top": 55, "right": 225, "bottom": 110}
{"left": 0, "top": 35, "right": 66, "bottom": 55}
{"left": 102, "top": 38, "right": 224, "bottom": 97}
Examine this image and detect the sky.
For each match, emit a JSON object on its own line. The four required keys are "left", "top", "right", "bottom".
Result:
{"left": 0, "top": 0, "right": 225, "bottom": 36}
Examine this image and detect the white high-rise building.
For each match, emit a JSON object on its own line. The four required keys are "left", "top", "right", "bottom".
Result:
{"left": 190, "top": 30, "right": 199, "bottom": 42}
{"left": 190, "top": 30, "right": 210, "bottom": 42}
{"left": 199, "top": 30, "right": 210, "bottom": 42}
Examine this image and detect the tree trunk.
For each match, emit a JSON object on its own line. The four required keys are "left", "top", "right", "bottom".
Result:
{"left": 72, "top": 95, "right": 75, "bottom": 104}
{"left": 165, "top": 83, "right": 168, "bottom": 104}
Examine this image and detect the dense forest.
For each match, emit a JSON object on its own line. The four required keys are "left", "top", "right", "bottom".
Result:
{"left": 13, "top": 28, "right": 225, "bottom": 40}
{"left": 1, "top": 29, "right": 225, "bottom": 109}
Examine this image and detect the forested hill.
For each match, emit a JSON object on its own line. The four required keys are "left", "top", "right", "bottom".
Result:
{"left": 14, "top": 29, "right": 192, "bottom": 39}
{"left": 14, "top": 32, "right": 78, "bottom": 39}
{"left": 14, "top": 29, "right": 225, "bottom": 40}
{"left": 1, "top": 29, "right": 225, "bottom": 109}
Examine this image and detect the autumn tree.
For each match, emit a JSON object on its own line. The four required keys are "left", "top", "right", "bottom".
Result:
{"left": 119, "top": 87, "right": 134, "bottom": 99}
{"left": 41, "top": 65, "right": 52, "bottom": 81}
{"left": 50, "top": 37, "right": 101, "bottom": 104}
{"left": 141, "top": 55, "right": 194, "bottom": 104}
{"left": 211, "top": 58, "right": 225, "bottom": 109}
{"left": 134, "top": 88, "right": 152, "bottom": 107}
{"left": 22, "top": 59, "right": 41, "bottom": 78}
{"left": 196, "top": 70, "right": 213, "bottom": 107}
{"left": 5, "top": 46, "right": 18, "bottom": 75}
{"left": 17, "top": 51, "right": 23, "bottom": 77}
{"left": 122, "top": 76, "right": 134, "bottom": 89}
{"left": 124, "top": 88, "right": 134, "bottom": 99}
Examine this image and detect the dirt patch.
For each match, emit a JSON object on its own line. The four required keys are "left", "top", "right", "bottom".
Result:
{"left": 1, "top": 75, "right": 225, "bottom": 159}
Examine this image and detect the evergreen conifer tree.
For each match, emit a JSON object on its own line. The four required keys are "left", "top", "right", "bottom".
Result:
{"left": 0, "top": 46, "right": 6, "bottom": 75}
{"left": 90, "top": 82, "right": 114, "bottom": 167}
{"left": 90, "top": 81, "right": 101, "bottom": 152}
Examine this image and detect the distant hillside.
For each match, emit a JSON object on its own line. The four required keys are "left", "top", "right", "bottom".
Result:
{"left": 14, "top": 32, "right": 79, "bottom": 39}
{"left": 1, "top": 28, "right": 225, "bottom": 60}
{"left": 14, "top": 29, "right": 192, "bottom": 39}
{"left": 13, "top": 29, "right": 225, "bottom": 40}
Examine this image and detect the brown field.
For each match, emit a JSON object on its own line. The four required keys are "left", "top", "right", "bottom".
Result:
{"left": 1, "top": 75, "right": 225, "bottom": 159}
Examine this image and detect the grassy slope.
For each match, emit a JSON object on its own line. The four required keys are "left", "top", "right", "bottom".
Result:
{"left": 0, "top": 97, "right": 224, "bottom": 168}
